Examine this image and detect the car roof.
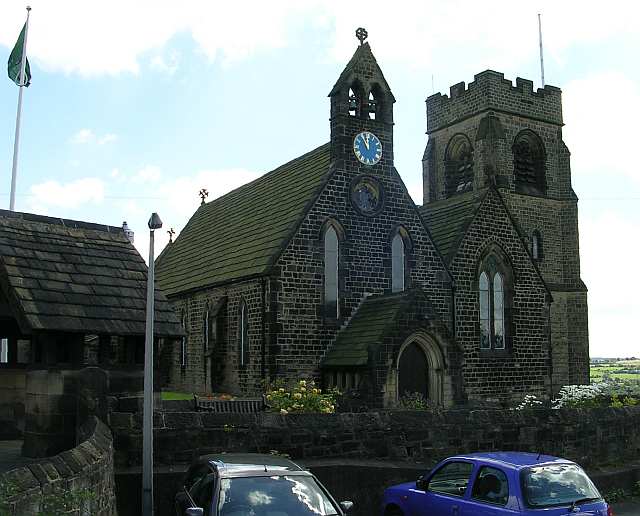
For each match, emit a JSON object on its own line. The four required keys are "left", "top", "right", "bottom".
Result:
{"left": 448, "top": 451, "right": 575, "bottom": 470}
{"left": 195, "top": 453, "right": 308, "bottom": 477}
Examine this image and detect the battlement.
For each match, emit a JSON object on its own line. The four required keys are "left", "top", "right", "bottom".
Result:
{"left": 426, "top": 70, "right": 563, "bottom": 132}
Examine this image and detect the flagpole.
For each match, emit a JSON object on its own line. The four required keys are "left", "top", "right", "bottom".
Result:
{"left": 9, "top": 6, "right": 31, "bottom": 212}
{"left": 538, "top": 13, "right": 545, "bottom": 88}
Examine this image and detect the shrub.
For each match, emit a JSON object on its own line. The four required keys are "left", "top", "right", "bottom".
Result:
{"left": 396, "top": 391, "right": 437, "bottom": 411}
{"left": 265, "top": 379, "right": 339, "bottom": 414}
{"left": 514, "top": 394, "right": 545, "bottom": 410}
{"left": 552, "top": 384, "right": 605, "bottom": 409}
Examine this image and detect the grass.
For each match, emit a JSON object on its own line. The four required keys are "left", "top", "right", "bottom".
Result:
{"left": 161, "top": 391, "right": 194, "bottom": 400}
{"left": 591, "top": 359, "right": 640, "bottom": 383}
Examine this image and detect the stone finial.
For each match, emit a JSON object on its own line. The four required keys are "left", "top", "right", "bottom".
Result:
{"left": 356, "top": 27, "right": 368, "bottom": 45}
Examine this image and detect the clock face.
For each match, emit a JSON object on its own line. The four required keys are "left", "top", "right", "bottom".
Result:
{"left": 353, "top": 131, "right": 382, "bottom": 166}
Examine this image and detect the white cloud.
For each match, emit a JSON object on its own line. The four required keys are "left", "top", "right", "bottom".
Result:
{"left": 70, "top": 128, "right": 94, "bottom": 144}
{"left": 150, "top": 50, "right": 180, "bottom": 75}
{"left": 98, "top": 133, "right": 118, "bottom": 145}
{"left": 1, "top": 0, "right": 638, "bottom": 76}
{"left": 28, "top": 177, "right": 105, "bottom": 212}
{"left": 580, "top": 211, "right": 640, "bottom": 358}
{"left": 70, "top": 128, "right": 117, "bottom": 145}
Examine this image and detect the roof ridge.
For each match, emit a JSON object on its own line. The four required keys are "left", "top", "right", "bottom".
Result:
{"left": 0, "top": 209, "right": 124, "bottom": 234}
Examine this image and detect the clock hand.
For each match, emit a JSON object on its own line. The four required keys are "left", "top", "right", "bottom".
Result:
{"left": 363, "top": 134, "right": 370, "bottom": 150}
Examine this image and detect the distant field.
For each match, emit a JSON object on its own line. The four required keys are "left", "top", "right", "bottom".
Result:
{"left": 591, "top": 359, "right": 640, "bottom": 382}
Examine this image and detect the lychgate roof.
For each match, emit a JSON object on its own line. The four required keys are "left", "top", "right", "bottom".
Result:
{"left": 0, "top": 210, "right": 182, "bottom": 336}
{"left": 156, "top": 143, "right": 332, "bottom": 297}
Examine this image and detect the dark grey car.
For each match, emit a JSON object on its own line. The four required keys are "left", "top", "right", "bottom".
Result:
{"left": 175, "top": 453, "right": 354, "bottom": 516}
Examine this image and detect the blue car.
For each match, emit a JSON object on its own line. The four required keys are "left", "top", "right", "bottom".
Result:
{"left": 382, "top": 452, "right": 613, "bottom": 516}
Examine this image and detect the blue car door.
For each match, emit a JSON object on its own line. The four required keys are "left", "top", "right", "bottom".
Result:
{"left": 458, "top": 465, "right": 519, "bottom": 516}
{"left": 409, "top": 461, "right": 474, "bottom": 516}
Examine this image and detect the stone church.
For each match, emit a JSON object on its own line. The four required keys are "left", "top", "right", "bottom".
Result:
{"left": 155, "top": 34, "right": 589, "bottom": 407}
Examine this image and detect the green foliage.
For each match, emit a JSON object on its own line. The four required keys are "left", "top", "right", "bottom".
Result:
{"left": 265, "top": 379, "right": 339, "bottom": 414}
{"left": 161, "top": 391, "right": 194, "bottom": 400}
{"left": 0, "top": 479, "right": 20, "bottom": 516}
{"left": 603, "top": 488, "right": 628, "bottom": 504}
{"left": 0, "top": 479, "right": 95, "bottom": 516}
{"left": 396, "top": 392, "right": 436, "bottom": 411}
{"left": 633, "top": 480, "right": 640, "bottom": 497}
{"left": 37, "top": 487, "right": 95, "bottom": 516}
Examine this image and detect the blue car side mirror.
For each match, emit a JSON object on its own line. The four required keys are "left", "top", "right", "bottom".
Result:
{"left": 340, "top": 501, "right": 354, "bottom": 513}
{"left": 416, "top": 477, "right": 429, "bottom": 491}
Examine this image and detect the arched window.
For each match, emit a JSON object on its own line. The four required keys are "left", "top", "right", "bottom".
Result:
{"left": 445, "top": 134, "right": 474, "bottom": 197}
{"left": 238, "top": 300, "right": 248, "bottom": 366}
{"left": 203, "top": 307, "right": 210, "bottom": 352}
{"left": 513, "top": 130, "right": 546, "bottom": 194}
{"left": 493, "top": 273, "right": 505, "bottom": 349}
{"left": 479, "top": 272, "right": 490, "bottom": 349}
{"left": 368, "top": 91, "right": 377, "bottom": 120}
{"left": 348, "top": 87, "right": 358, "bottom": 117}
{"left": 180, "top": 311, "right": 187, "bottom": 369}
{"left": 391, "top": 233, "right": 405, "bottom": 293}
{"left": 531, "top": 230, "right": 542, "bottom": 261}
{"left": 324, "top": 226, "right": 339, "bottom": 318}
{"left": 478, "top": 253, "right": 510, "bottom": 350}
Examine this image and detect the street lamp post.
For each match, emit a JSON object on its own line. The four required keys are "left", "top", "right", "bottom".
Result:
{"left": 143, "top": 213, "right": 162, "bottom": 515}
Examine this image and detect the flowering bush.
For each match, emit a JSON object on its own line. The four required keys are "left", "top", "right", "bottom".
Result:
{"left": 552, "top": 384, "right": 604, "bottom": 409}
{"left": 265, "top": 379, "right": 339, "bottom": 414}
{"left": 514, "top": 394, "right": 545, "bottom": 410}
{"left": 396, "top": 391, "right": 439, "bottom": 411}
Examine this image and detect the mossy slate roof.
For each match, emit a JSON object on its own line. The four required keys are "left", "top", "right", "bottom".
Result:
{"left": 156, "top": 143, "right": 332, "bottom": 296}
{"left": 419, "top": 189, "right": 487, "bottom": 264}
{"left": 0, "top": 210, "right": 182, "bottom": 336}
{"left": 322, "top": 292, "right": 412, "bottom": 367}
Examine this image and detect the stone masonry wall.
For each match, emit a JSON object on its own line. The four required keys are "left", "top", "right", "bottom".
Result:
{"left": 109, "top": 406, "right": 640, "bottom": 470}
{"left": 164, "top": 278, "right": 265, "bottom": 396}
{"left": 0, "top": 417, "right": 117, "bottom": 515}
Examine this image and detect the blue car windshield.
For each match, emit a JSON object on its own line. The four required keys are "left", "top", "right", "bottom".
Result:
{"left": 522, "top": 464, "right": 601, "bottom": 508}
{"left": 218, "top": 475, "right": 339, "bottom": 516}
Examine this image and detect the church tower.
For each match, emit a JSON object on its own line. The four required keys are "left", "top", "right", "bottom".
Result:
{"left": 422, "top": 72, "right": 589, "bottom": 390}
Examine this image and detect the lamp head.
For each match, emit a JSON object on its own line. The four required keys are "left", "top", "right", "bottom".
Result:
{"left": 148, "top": 213, "right": 162, "bottom": 230}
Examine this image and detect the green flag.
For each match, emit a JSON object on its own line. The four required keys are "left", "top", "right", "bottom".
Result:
{"left": 8, "top": 23, "right": 31, "bottom": 87}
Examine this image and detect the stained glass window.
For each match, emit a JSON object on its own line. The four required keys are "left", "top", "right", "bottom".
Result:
{"left": 392, "top": 233, "right": 405, "bottom": 293}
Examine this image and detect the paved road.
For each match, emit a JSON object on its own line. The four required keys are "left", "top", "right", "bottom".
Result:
{"left": 612, "top": 500, "right": 640, "bottom": 515}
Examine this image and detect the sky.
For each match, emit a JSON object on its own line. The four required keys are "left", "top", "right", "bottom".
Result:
{"left": 1, "top": 0, "right": 638, "bottom": 358}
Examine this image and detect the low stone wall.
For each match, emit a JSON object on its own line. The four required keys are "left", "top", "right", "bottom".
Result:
{"left": 110, "top": 406, "right": 640, "bottom": 469}
{"left": 0, "top": 417, "right": 117, "bottom": 515}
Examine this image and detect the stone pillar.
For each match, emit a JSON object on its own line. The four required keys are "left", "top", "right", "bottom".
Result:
{"left": 22, "top": 369, "right": 77, "bottom": 457}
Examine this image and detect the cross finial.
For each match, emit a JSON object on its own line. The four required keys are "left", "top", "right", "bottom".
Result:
{"left": 356, "top": 27, "right": 368, "bottom": 45}
{"left": 167, "top": 228, "right": 175, "bottom": 243}
{"left": 199, "top": 188, "right": 209, "bottom": 205}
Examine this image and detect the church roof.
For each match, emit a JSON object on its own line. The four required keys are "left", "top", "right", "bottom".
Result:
{"left": 0, "top": 210, "right": 182, "bottom": 336}
{"left": 322, "top": 291, "right": 413, "bottom": 367}
{"left": 156, "top": 143, "right": 332, "bottom": 296}
{"left": 419, "top": 189, "right": 487, "bottom": 264}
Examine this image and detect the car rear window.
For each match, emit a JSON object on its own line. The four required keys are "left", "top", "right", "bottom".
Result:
{"left": 218, "top": 475, "right": 339, "bottom": 515}
{"left": 522, "top": 463, "right": 602, "bottom": 508}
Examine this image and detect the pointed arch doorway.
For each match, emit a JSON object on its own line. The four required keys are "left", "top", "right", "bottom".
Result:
{"left": 396, "top": 332, "right": 445, "bottom": 406}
